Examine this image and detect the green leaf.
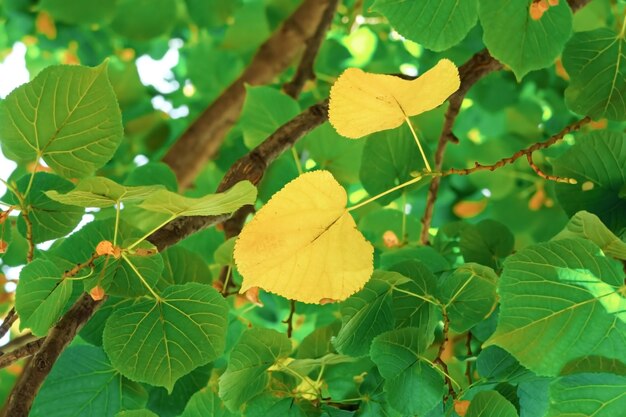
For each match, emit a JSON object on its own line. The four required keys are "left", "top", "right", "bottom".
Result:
{"left": 45, "top": 177, "right": 163, "bottom": 208}
{"left": 103, "top": 283, "right": 229, "bottom": 392}
{"left": 31, "top": 346, "right": 147, "bottom": 417}
{"left": 437, "top": 263, "right": 498, "bottom": 332}
{"left": 359, "top": 128, "right": 426, "bottom": 205}
{"left": 240, "top": 86, "right": 300, "bottom": 149}
{"left": 39, "top": 0, "right": 116, "bottom": 25}
{"left": 479, "top": 0, "right": 573, "bottom": 79}
{"left": 373, "top": 0, "right": 478, "bottom": 51}
{"left": 560, "top": 356, "right": 626, "bottom": 375}
{"left": 333, "top": 272, "right": 402, "bottom": 357}
{"left": 388, "top": 260, "right": 440, "bottom": 344}
{"left": 562, "top": 28, "right": 626, "bottom": 121}
{"left": 466, "top": 391, "right": 518, "bottom": 417}
{"left": 547, "top": 373, "right": 626, "bottom": 417}
{"left": 487, "top": 238, "right": 626, "bottom": 376}
{"left": 7, "top": 172, "right": 83, "bottom": 243}
{"left": 110, "top": 0, "right": 178, "bottom": 41}
{"left": 218, "top": 328, "right": 292, "bottom": 411}
{"left": 115, "top": 411, "right": 158, "bottom": 417}
{"left": 554, "top": 211, "right": 626, "bottom": 260}
{"left": 302, "top": 122, "right": 365, "bottom": 185}
{"left": 158, "top": 246, "right": 212, "bottom": 290}
{"left": 370, "top": 327, "right": 444, "bottom": 416}
{"left": 147, "top": 364, "right": 212, "bottom": 417}
{"left": 0, "top": 62, "right": 123, "bottom": 178}
{"left": 459, "top": 219, "right": 515, "bottom": 269}
{"left": 139, "top": 180, "right": 257, "bottom": 217}
{"left": 15, "top": 258, "right": 73, "bottom": 336}
{"left": 476, "top": 346, "right": 533, "bottom": 383}
{"left": 180, "top": 387, "right": 237, "bottom": 417}
{"left": 554, "top": 131, "right": 626, "bottom": 235}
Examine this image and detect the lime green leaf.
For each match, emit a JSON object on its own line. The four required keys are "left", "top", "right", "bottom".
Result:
{"left": 562, "top": 28, "right": 626, "bottom": 121}
{"left": 6, "top": 172, "right": 83, "bottom": 243}
{"left": 110, "top": 0, "right": 177, "bottom": 41}
{"left": 31, "top": 346, "right": 147, "bottom": 417}
{"left": 547, "top": 373, "right": 626, "bottom": 417}
{"left": 370, "top": 328, "right": 444, "bottom": 416}
{"left": 218, "top": 328, "right": 292, "bottom": 411}
{"left": 554, "top": 131, "right": 626, "bottom": 234}
{"left": 476, "top": 346, "right": 532, "bottom": 383}
{"left": 239, "top": 86, "right": 300, "bottom": 149}
{"left": 139, "top": 180, "right": 257, "bottom": 217}
{"left": 437, "top": 263, "right": 498, "bottom": 332}
{"left": 479, "top": 0, "right": 572, "bottom": 79}
{"left": 466, "top": 391, "right": 518, "bottom": 417}
{"left": 554, "top": 211, "right": 626, "bottom": 260}
{"left": 125, "top": 162, "right": 179, "bottom": 192}
{"left": 103, "top": 283, "right": 229, "bottom": 392}
{"left": 333, "top": 272, "right": 402, "bottom": 356}
{"left": 373, "top": 0, "right": 478, "bottom": 51}
{"left": 359, "top": 128, "right": 426, "bottom": 205}
{"left": 487, "top": 239, "right": 626, "bottom": 376}
{"left": 560, "top": 356, "right": 626, "bottom": 375}
{"left": 180, "top": 387, "right": 237, "bottom": 417}
{"left": 15, "top": 258, "right": 73, "bottom": 336}
{"left": 0, "top": 62, "right": 123, "bottom": 178}
{"left": 39, "top": 0, "right": 116, "bottom": 25}
{"left": 45, "top": 177, "right": 163, "bottom": 208}
{"left": 115, "top": 411, "right": 158, "bottom": 417}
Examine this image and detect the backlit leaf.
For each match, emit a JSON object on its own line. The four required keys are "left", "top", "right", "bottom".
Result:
{"left": 466, "top": 391, "right": 518, "bottom": 417}
{"left": 487, "top": 239, "right": 626, "bottom": 376}
{"left": 180, "top": 387, "right": 236, "bottom": 417}
{"left": 547, "top": 373, "right": 626, "bottom": 417}
{"left": 562, "top": 28, "right": 626, "bottom": 121}
{"left": 234, "top": 170, "right": 374, "bottom": 304}
{"left": 0, "top": 62, "right": 123, "bottom": 178}
{"left": 103, "top": 283, "right": 229, "bottom": 392}
{"left": 329, "top": 59, "right": 460, "bottom": 138}
{"left": 554, "top": 210, "right": 626, "bottom": 260}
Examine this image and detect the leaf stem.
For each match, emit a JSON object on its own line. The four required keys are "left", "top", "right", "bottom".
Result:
{"left": 405, "top": 117, "right": 432, "bottom": 172}
{"left": 126, "top": 215, "right": 175, "bottom": 251}
{"left": 291, "top": 147, "right": 303, "bottom": 175}
{"left": 113, "top": 203, "right": 121, "bottom": 246}
{"left": 392, "top": 286, "right": 441, "bottom": 307}
{"left": 347, "top": 174, "right": 426, "bottom": 212}
{"left": 121, "top": 254, "right": 161, "bottom": 301}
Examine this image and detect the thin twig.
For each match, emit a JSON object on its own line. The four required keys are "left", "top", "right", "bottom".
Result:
{"left": 441, "top": 117, "right": 591, "bottom": 178}
{"left": 283, "top": 0, "right": 339, "bottom": 98}
{"left": 0, "top": 308, "right": 17, "bottom": 340}
{"left": 283, "top": 300, "right": 296, "bottom": 338}
{"left": 22, "top": 212, "right": 34, "bottom": 263}
{"left": 465, "top": 332, "right": 473, "bottom": 385}
{"left": 434, "top": 309, "right": 455, "bottom": 400}
{"left": 0, "top": 338, "right": 45, "bottom": 369}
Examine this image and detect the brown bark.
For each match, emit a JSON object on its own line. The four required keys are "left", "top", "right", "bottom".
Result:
{"left": 162, "top": 0, "right": 332, "bottom": 189}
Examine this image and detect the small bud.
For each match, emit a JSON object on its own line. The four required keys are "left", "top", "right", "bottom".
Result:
{"left": 90, "top": 285, "right": 106, "bottom": 301}
{"left": 538, "top": 0, "right": 549, "bottom": 12}
{"left": 529, "top": 3, "right": 544, "bottom": 20}
{"left": 382, "top": 230, "right": 400, "bottom": 248}
{"left": 548, "top": 0, "right": 559, "bottom": 6}
{"left": 0, "top": 240, "right": 8, "bottom": 254}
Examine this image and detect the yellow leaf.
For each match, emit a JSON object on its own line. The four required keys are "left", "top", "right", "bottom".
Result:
{"left": 234, "top": 170, "right": 374, "bottom": 304}
{"left": 329, "top": 59, "right": 460, "bottom": 138}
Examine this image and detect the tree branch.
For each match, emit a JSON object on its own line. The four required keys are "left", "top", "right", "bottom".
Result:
{"left": 0, "top": 338, "right": 44, "bottom": 369}
{"left": 162, "top": 0, "right": 333, "bottom": 189}
{"left": 0, "top": 308, "right": 17, "bottom": 341}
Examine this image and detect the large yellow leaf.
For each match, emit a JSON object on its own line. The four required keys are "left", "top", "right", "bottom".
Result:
{"left": 234, "top": 170, "right": 374, "bottom": 304}
{"left": 329, "top": 59, "right": 460, "bottom": 138}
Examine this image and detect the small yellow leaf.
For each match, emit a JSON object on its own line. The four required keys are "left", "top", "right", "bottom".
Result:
{"left": 329, "top": 59, "right": 460, "bottom": 138}
{"left": 234, "top": 170, "right": 374, "bottom": 304}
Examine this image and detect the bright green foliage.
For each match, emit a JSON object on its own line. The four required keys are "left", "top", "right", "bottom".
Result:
{"left": 14, "top": 258, "right": 73, "bottom": 336}
{"left": 31, "top": 346, "right": 147, "bottom": 417}
{"left": 218, "top": 328, "right": 292, "bottom": 411}
{"left": 370, "top": 327, "right": 444, "bottom": 416}
{"left": 103, "top": 283, "right": 229, "bottom": 392}
{"left": 1, "top": 0, "right": 625, "bottom": 416}
{"left": 547, "top": 373, "right": 626, "bottom": 417}
{"left": 46, "top": 177, "right": 163, "bottom": 208}
{"left": 554, "top": 131, "right": 626, "bottom": 234}
{"left": 0, "top": 63, "right": 123, "bottom": 178}
{"left": 488, "top": 238, "right": 626, "bottom": 376}
{"left": 373, "top": 0, "right": 478, "bottom": 51}
{"left": 466, "top": 391, "right": 518, "bottom": 417}
{"left": 563, "top": 28, "right": 626, "bottom": 121}
{"left": 437, "top": 263, "right": 498, "bottom": 332}
{"left": 479, "top": 0, "right": 573, "bottom": 79}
